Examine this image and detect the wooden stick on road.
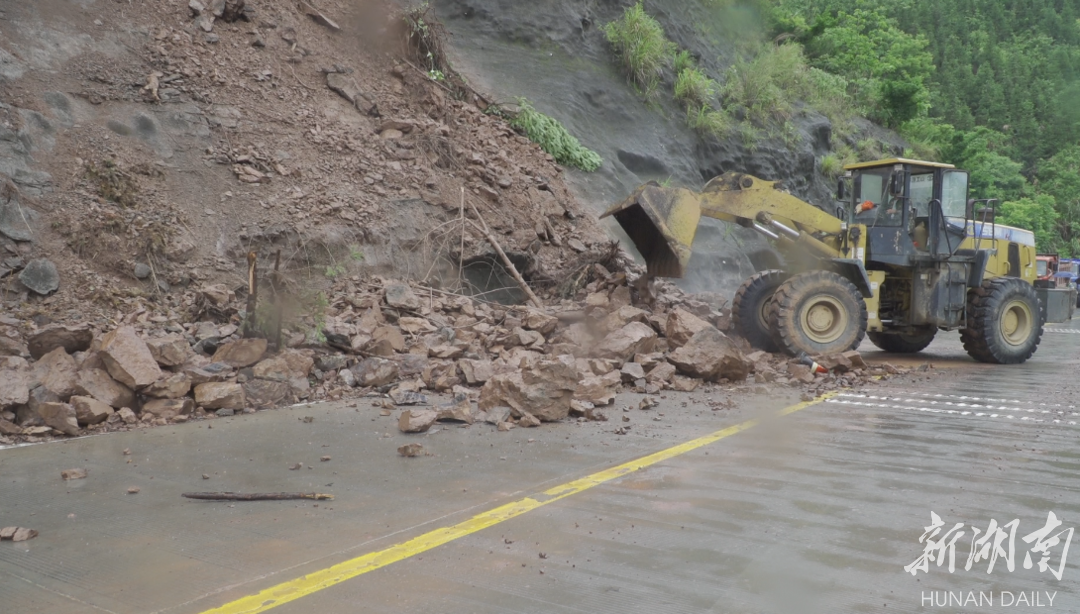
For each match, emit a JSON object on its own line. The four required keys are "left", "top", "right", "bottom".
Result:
{"left": 182, "top": 492, "right": 334, "bottom": 501}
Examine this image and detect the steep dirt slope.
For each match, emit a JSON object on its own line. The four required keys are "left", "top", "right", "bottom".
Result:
{"left": 0, "top": 0, "right": 612, "bottom": 324}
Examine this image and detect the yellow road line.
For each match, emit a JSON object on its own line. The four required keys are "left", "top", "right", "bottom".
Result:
{"left": 201, "top": 392, "right": 837, "bottom": 614}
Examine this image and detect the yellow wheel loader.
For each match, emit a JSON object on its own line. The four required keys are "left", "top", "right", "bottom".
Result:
{"left": 602, "top": 158, "right": 1068, "bottom": 364}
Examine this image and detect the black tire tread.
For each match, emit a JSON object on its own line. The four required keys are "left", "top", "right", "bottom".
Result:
{"left": 732, "top": 270, "right": 790, "bottom": 352}
{"left": 867, "top": 329, "right": 936, "bottom": 354}
{"left": 960, "top": 277, "right": 1042, "bottom": 364}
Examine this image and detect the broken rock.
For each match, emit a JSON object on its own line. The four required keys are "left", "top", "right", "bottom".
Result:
{"left": 398, "top": 409, "right": 437, "bottom": 433}
{"left": 665, "top": 308, "right": 712, "bottom": 347}
{"left": 100, "top": 326, "right": 163, "bottom": 389}
{"left": 351, "top": 357, "right": 399, "bottom": 387}
{"left": 574, "top": 371, "right": 621, "bottom": 406}
{"left": 595, "top": 322, "right": 657, "bottom": 362}
{"left": 18, "top": 259, "right": 59, "bottom": 295}
{"left": 141, "top": 398, "right": 194, "bottom": 420}
{"left": 212, "top": 338, "right": 268, "bottom": 368}
{"left": 398, "top": 443, "right": 424, "bottom": 457}
{"left": 143, "top": 372, "right": 192, "bottom": 399}
{"left": 243, "top": 379, "right": 292, "bottom": 408}
{"left": 76, "top": 368, "right": 135, "bottom": 409}
{"left": 70, "top": 396, "right": 114, "bottom": 425}
{"left": 0, "top": 367, "right": 30, "bottom": 409}
{"left": 36, "top": 347, "right": 80, "bottom": 399}
{"left": 38, "top": 402, "right": 79, "bottom": 436}
{"left": 194, "top": 382, "right": 245, "bottom": 410}
{"left": 146, "top": 334, "right": 195, "bottom": 367}
{"left": 435, "top": 396, "right": 474, "bottom": 423}
{"left": 668, "top": 326, "right": 750, "bottom": 382}
{"left": 384, "top": 283, "right": 421, "bottom": 311}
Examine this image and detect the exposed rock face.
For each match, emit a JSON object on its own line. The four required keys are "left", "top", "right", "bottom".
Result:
{"left": 99, "top": 326, "right": 162, "bottom": 389}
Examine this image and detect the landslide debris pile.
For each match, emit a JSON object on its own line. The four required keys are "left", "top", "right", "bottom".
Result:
{"left": 0, "top": 269, "right": 905, "bottom": 445}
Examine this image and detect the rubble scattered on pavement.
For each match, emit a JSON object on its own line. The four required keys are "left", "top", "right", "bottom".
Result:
{"left": 61, "top": 468, "right": 88, "bottom": 480}
{"left": 0, "top": 267, "right": 913, "bottom": 447}
{"left": 397, "top": 443, "right": 425, "bottom": 457}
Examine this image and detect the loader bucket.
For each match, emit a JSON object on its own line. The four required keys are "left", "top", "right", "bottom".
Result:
{"left": 600, "top": 183, "right": 701, "bottom": 278}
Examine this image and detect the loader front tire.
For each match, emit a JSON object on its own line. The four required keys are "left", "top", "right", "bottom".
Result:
{"left": 768, "top": 271, "right": 867, "bottom": 357}
{"left": 867, "top": 329, "right": 936, "bottom": 354}
{"left": 732, "top": 270, "right": 790, "bottom": 352}
{"left": 960, "top": 278, "right": 1042, "bottom": 364}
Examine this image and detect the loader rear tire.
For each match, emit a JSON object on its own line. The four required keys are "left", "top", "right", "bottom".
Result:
{"left": 960, "top": 277, "right": 1042, "bottom": 364}
{"left": 867, "top": 329, "right": 936, "bottom": 354}
{"left": 768, "top": 271, "right": 867, "bottom": 357}
{"left": 732, "top": 270, "right": 790, "bottom": 352}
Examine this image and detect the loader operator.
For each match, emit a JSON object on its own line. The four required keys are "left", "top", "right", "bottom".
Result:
{"left": 852, "top": 169, "right": 902, "bottom": 226}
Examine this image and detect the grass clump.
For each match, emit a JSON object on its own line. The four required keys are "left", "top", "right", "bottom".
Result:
{"left": 510, "top": 98, "right": 602, "bottom": 172}
{"left": 603, "top": 2, "right": 675, "bottom": 99}
{"left": 686, "top": 105, "right": 731, "bottom": 138}
{"left": 674, "top": 65, "right": 717, "bottom": 109}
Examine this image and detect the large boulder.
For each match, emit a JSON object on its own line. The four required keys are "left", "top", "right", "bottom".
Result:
{"left": 99, "top": 326, "right": 162, "bottom": 389}
{"left": 143, "top": 373, "right": 192, "bottom": 399}
{"left": 75, "top": 368, "right": 135, "bottom": 409}
{"left": 664, "top": 308, "right": 712, "bottom": 347}
{"left": 384, "top": 283, "right": 421, "bottom": 310}
{"left": 668, "top": 326, "right": 750, "bottom": 382}
{"left": 28, "top": 325, "right": 92, "bottom": 360}
{"left": 70, "top": 396, "right": 114, "bottom": 426}
{"left": 35, "top": 347, "right": 80, "bottom": 399}
{"left": 595, "top": 322, "right": 657, "bottom": 362}
{"left": 212, "top": 338, "right": 268, "bottom": 368}
{"left": 351, "top": 357, "right": 399, "bottom": 387}
{"left": 252, "top": 349, "right": 314, "bottom": 383}
{"left": 398, "top": 409, "right": 438, "bottom": 433}
{"left": 243, "top": 379, "right": 292, "bottom": 408}
{"left": 19, "top": 259, "right": 59, "bottom": 295}
{"left": 478, "top": 355, "right": 579, "bottom": 422}
{"left": 0, "top": 367, "right": 29, "bottom": 409}
{"left": 145, "top": 334, "right": 195, "bottom": 367}
{"left": 37, "top": 402, "right": 79, "bottom": 435}
{"left": 194, "top": 382, "right": 245, "bottom": 410}
{"left": 574, "top": 370, "right": 621, "bottom": 405}
{"left": 141, "top": 398, "right": 195, "bottom": 420}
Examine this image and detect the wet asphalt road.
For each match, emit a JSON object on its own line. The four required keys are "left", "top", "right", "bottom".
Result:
{"left": 3, "top": 321, "right": 1080, "bottom": 614}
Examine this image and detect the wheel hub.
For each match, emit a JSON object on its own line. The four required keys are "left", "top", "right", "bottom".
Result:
{"left": 1000, "top": 299, "right": 1033, "bottom": 346}
{"left": 800, "top": 296, "right": 847, "bottom": 344}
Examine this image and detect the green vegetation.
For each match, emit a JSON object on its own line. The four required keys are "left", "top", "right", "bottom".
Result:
{"left": 603, "top": 2, "right": 676, "bottom": 99}
{"left": 509, "top": 98, "right": 602, "bottom": 172}
{"left": 760, "top": 0, "right": 1080, "bottom": 253}
{"left": 674, "top": 65, "right": 717, "bottom": 109}
{"left": 686, "top": 104, "right": 731, "bottom": 138}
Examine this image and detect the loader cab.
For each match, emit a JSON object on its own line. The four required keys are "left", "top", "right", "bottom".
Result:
{"left": 838, "top": 158, "right": 969, "bottom": 266}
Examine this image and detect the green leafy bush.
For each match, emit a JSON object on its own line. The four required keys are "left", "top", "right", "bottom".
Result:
{"left": 603, "top": 2, "right": 675, "bottom": 99}
{"left": 509, "top": 99, "right": 602, "bottom": 172}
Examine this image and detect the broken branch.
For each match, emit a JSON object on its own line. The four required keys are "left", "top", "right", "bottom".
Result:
{"left": 466, "top": 200, "right": 543, "bottom": 309}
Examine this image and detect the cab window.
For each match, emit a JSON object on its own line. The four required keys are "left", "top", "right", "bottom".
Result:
{"left": 942, "top": 171, "right": 969, "bottom": 218}
{"left": 909, "top": 173, "right": 933, "bottom": 217}
{"left": 853, "top": 169, "right": 902, "bottom": 226}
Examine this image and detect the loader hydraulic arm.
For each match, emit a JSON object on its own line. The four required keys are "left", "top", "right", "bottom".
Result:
{"left": 601, "top": 172, "right": 847, "bottom": 278}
